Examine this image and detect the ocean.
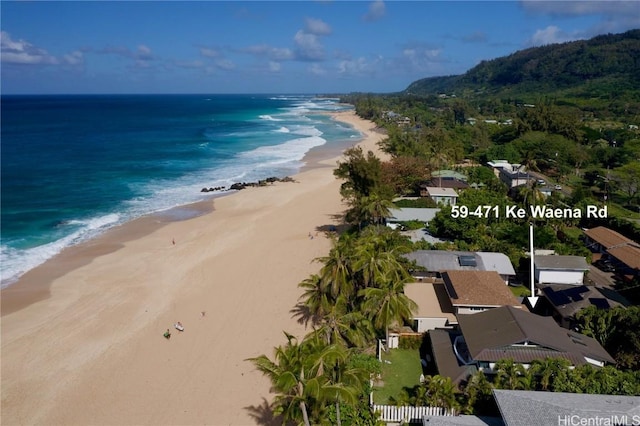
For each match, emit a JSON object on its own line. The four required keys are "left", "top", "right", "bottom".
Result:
{"left": 1, "top": 94, "right": 360, "bottom": 288}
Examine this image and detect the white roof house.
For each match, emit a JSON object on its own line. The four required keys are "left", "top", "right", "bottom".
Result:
{"left": 424, "top": 187, "right": 458, "bottom": 206}
{"left": 405, "top": 250, "right": 516, "bottom": 284}
{"left": 534, "top": 255, "right": 589, "bottom": 285}
{"left": 387, "top": 208, "right": 441, "bottom": 224}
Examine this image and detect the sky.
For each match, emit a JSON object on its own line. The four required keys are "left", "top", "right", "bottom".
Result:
{"left": 1, "top": 1, "right": 639, "bottom": 95}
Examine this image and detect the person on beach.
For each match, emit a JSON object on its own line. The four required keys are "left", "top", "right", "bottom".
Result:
{"left": 164, "top": 329, "right": 171, "bottom": 339}
{"left": 174, "top": 322, "right": 184, "bottom": 331}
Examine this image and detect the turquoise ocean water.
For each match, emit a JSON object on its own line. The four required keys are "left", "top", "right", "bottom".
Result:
{"left": 1, "top": 94, "right": 360, "bottom": 287}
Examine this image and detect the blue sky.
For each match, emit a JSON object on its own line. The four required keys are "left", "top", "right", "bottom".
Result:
{"left": 1, "top": 1, "right": 638, "bottom": 94}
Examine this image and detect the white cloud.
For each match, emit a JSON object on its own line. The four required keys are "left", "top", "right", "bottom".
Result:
{"left": 174, "top": 60, "right": 205, "bottom": 69}
{"left": 520, "top": 0, "right": 638, "bottom": 17}
{"left": 294, "top": 30, "right": 325, "bottom": 61}
{"left": 215, "top": 59, "right": 235, "bottom": 70}
{"left": 63, "top": 50, "right": 84, "bottom": 66}
{"left": 1, "top": 31, "right": 58, "bottom": 65}
{"left": 200, "top": 47, "right": 220, "bottom": 58}
{"left": 520, "top": 1, "right": 640, "bottom": 39}
{"left": 309, "top": 63, "right": 326, "bottom": 75}
{"left": 305, "top": 18, "right": 332, "bottom": 36}
{"left": 269, "top": 61, "right": 281, "bottom": 72}
{"left": 243, "top": 44, "right": 293, "bottom": 60}
{"left": 364, "top": 0, "right": 386, "bottom": 22}
{"left": 527, "top": 26, "right": 580, "bottom": 46}
{"left": 338, "top": 56, "right": 378, "bottom": 76}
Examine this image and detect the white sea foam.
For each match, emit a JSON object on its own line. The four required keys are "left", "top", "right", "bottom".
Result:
{"left": 259, "top": 115, "right": 284, "bottom": 121}
{"left": 1, "top": 213, "right": 121, "bottom": 288}
{"left": 274, "top": 126, "right": 290, "bottom": 133}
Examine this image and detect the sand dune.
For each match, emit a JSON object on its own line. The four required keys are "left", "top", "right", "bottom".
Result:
{"left": 0, "top": 110, "right": 388, "bottom": 425}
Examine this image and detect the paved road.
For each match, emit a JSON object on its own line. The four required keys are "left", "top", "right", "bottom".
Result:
{"left": 528, "top": 170, "right": 572, "bottom": 197}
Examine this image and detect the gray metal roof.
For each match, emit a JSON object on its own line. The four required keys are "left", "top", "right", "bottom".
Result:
{"left": 534, "top": 255, "right": 589, "bottom": 271}
{"left": 422, "top": 416, "right": 504, "bottom": 426}
{"left": 493, "top": 390, "right": 640, "bottom": 426}
{"left": 405, "top": 251, "right": 515, "bottom": 276}
{"left": 476, "top": 252, "right": 516, "bottom": 275}
{"left": 388, "top": 208, "right": 441, "bottom": 223}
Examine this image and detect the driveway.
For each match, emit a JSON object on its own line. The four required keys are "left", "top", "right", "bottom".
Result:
{"left": 586, "top": 265, "right": 616, "bottom": 288}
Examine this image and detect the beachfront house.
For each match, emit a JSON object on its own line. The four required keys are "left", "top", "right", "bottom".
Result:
{"left": 426, "top": 306, "right": 615, "bottom": 385}
{"left": 442, "top": 270, "right": 522, "bottom": 315}
{"left": 404, "top": 282, "right": 457, "bottom": 332}
{"left": 534, "top": 255, "right": 589, "bottom": 285}
{"left": 423, "top": 187, "right": 458, "bottom": 206}
{"left": 404, "top": 250, "right": 516, "bottom": 284}
{"left": 386, "top": 207, "right": 440, "bottom": 230}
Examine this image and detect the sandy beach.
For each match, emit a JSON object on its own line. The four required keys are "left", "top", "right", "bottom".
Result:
{"left": 1, "top": 110, "right": 389, "bottom": 425}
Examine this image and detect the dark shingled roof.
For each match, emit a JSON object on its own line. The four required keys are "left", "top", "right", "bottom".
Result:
{"left": 429, "top": 329, "right": 477, "bottom": 385}
{"left": 540, "top": 284, "right": 630, "bottom": 319}
{"left": 493, "top": 390, "right": 640, "bottom": 426}
{"left": 457, "top": 306, "right": 614, "bottom": 365}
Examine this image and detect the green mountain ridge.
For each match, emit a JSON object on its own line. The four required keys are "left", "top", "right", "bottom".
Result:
{"left": 405, "top": 29, "right": 640, "bottom": 99}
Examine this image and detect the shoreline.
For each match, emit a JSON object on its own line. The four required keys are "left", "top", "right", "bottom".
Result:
{"left": 1, "top": 109, "right": 389, "bottom": 425}
{"left": 0, "top": 111, "right": 362, "bottom": 314}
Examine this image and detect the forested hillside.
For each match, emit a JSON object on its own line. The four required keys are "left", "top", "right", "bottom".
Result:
{"left": 405, "top": 29, "right": 640, "bottom": 107}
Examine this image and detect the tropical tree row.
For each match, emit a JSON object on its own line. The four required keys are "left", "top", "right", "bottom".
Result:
{"left": 389, "top": 358, "right": 640, "bottom": 417}
{"left": 249, "top": 149, "right": 420, "bottom": 425}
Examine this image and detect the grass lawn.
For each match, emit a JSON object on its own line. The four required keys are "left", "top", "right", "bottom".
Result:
{"left": 373, "top": 348, "right": 422, "bottom": 405}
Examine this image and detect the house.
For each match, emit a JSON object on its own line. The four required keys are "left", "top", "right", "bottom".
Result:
{"left": 421, "top": 177, "right": 469, "bottom": 192}
{"left": 534, "top": 255, "right": 589, "bottom": 285}
{"left": 404, "top": 282, "right": 457, "bottom": 332}
{"left": 405, "top": 250, "right": 516, "bottom": 284}
{"left": 426, "top": 306, "right": 615, "bottom": 385}
{"left": 432, "top": 170, "right": 468, "bottom": 182}
{"left": 583, "top": 226, "right": 640, "bottom": 277}
{"left": 491, "top": 390, "right": 640, "bottom": 426}
{"left": 442, "top": 271, "right": 522, "bottom": 315}
{"left": 534, "top": 284, "right": 630, "bottom": 329}
{"left": 422, "top": 390, "right": 640, "bottom": 426}
{"left": 486, "top": 161, "right": 532, "bottom": 188}
{"left": 386, "top": 208, "right": 440, "bottom": 229}
{"left": 424, "top": 187, "right": 458, "bottom": 206}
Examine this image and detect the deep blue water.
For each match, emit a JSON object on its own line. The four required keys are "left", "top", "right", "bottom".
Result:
{"left": 1, "top": 94, "right": 359, "bottom": 287}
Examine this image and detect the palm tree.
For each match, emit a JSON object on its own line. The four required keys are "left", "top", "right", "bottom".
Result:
{"left": 360, "top": 278, "right": 417, "bottom": 347}
{"left": 297, "top": 274, "right": 331, "bottom": 324}
{"left": 530, "top": 358, "right": 570, "bottom": 391}
{"left": 422, "top": 375, "right": 460, "bottom": 413}
{"left": 316, "top": 236, "right": 355, "bottom": 301}
{"left": 493, "top": 359, "right": 532, "bottom": 390}
{"left": 352, "top": 226, "right": 412, "bottom": 290}
{"left": 247, "top": 332, "right": 315, "bottom": 426}
{"left": 306, "top": 295, "right": 374, "bottom": 348}
{"left": 306, "top": 344, "right": 369, "bottom": 426}
{"left": 358, "top": 193, "right": 394, "bottom": 226}
{"left": 462, "top": 371, "right": 494, "bottom": 415}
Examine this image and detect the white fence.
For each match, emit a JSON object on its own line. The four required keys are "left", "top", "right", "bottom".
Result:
{"left": 373, "top": 405, "right": 453, "bottom": 422}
